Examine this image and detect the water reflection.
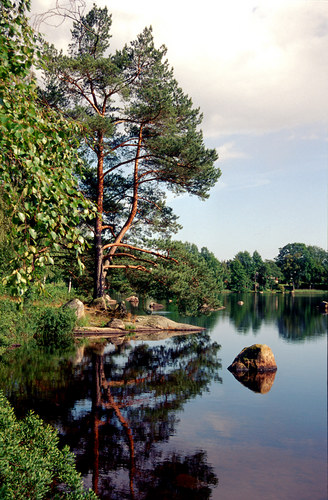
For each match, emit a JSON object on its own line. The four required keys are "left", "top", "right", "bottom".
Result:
{"left": 218, "top": 293, "right": 327, "bottom": 340}
{"left": 229, "top": 370, "right": 277, "bottom": 394}
{"left": 141, "top": 451, "right": 218, "bottom": 500}
{"left": 0, "top": 332, "right": 221, "bottom": 499}
{"left": 1, "top": 293, "right": 327, "bottom": 499}
{"left": 85, "top": 333, "right": 221, "bottom": 498}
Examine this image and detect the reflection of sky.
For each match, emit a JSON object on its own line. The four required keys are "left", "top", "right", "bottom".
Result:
{"left": 70, "top": 398, "right": 92, "bottom": 420}
{"left": 166, "top": 299, "right": 327, "bottom": 499}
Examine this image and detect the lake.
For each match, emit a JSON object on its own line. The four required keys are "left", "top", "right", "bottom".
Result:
{"left": 1, "top": 292, "right": 327, "bottom": 500}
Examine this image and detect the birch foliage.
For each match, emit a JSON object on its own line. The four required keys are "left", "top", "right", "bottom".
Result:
{"left": 0, "top": 0, "right": 94, "bottom": 298}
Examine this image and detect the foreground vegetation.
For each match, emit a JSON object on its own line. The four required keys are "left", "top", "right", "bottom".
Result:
{"left": 0, "top": 391, "right": 97, "bottom": 499}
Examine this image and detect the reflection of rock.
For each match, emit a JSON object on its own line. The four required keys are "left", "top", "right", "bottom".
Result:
{"left": 228, "top": 344, "right": 277, "bottom": 373}
{"left": 63, "top": 298, "right": 85, "bottom": 319}
{"left": 230, "top": 370, "right": 277, "bottom": 394}
{"left": 319, "top": 301, "right": 328, "bottom": 313}
{"left": 237, "top": 301, "right": 244, "bottom": 306}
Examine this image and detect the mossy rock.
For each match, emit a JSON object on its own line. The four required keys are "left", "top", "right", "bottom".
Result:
{"left": 228, "top": 344, "right": 277, "bottom": 373}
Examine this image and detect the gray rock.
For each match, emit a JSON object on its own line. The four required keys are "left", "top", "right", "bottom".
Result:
{"left": 148, "top": 301, "right": 164, "bottom": 310}
{"left": 63, "top": 298, "right": 85, "bottom": 319}
{"left": 126, "top": 295, "right": 139, "bottom": 303}
{"left": 134, "top": 315, "right": 201, "bottom": 331}
{"left": 105, "top": 318, "right": 125, "bottom": 330}
{"left": 91, "top": 297, "right": 107, "bottom": 310}
{"left": 104, "top": 294, "right": 117, "bottom": 307}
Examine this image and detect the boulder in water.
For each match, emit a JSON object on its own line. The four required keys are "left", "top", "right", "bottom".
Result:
{"left": 228, "top": 344, "right": 277, "bottom": 373}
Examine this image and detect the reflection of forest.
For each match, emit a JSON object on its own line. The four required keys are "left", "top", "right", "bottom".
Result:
{"left": 218, "top": 293, "right": 327, "bottom": 340}
{"left": 0, "top": 332, "right": 221, "bottom": 499}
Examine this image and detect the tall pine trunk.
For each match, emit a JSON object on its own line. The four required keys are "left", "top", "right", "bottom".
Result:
{"left": 93, "top": 134, "right": 105, "bottom": 299}
{"left": 94, "top": 228, "right": 104, "bottom": 298}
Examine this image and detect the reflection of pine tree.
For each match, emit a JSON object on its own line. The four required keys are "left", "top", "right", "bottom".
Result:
{"left": 89, "top": 332, "right": 221, "bottom": 498}
{"left": 141, "top": 451, "right": 218, "bottom": 500}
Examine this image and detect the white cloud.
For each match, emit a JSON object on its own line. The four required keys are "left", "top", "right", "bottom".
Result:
{"left": 31, "top": 0, "right": 328, "bottom": 138}
{"left": 217, "top": 142, "right": 249, "bottom": 161}
{"left": 202, "top": 411, "right": 236, "bottom": 438}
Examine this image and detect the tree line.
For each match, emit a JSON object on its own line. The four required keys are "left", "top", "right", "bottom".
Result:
{"left": 225, "top": 243, "right": 327, "bottom": 292}
{"left": 106, "top": 241, "right": 328, "bottom": 303}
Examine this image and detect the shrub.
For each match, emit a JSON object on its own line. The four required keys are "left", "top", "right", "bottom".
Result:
{"left": 0, "top": 391, "right": 98, "bottom": 499}
{"left": 34, "top": 307, "right": 76, "bottom": 352}
{"left": 0, "top": 300, "right": 22, "bottom": 355}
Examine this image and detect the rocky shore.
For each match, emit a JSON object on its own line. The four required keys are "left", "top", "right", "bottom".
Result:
{"left": 74, "top": 314, "right": 205, "bottom": 340}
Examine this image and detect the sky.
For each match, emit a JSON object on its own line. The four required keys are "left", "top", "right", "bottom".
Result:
{"left": 30, "top": 0, "right": 328, "bottom": 261}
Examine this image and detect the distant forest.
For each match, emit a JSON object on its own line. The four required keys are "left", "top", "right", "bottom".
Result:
{"left": 103, "top": 242, "right": 327, "bottom": 308}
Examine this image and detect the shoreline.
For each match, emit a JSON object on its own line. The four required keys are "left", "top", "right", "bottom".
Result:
{"left": 74, "top": 314, "right": 206, "bottom": 340}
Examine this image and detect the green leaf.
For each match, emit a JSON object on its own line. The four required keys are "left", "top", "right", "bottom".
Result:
{"left": 28, "top": 228, "right": 37, "bottom": 239}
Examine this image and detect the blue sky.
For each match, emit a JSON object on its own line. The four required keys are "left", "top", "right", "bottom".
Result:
{"left": 31, "top": 0, "right": 327, "bottom": 261}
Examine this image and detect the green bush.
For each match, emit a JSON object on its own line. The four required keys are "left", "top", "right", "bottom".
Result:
{"left": 34, "top": 307, "right": 76, "bottom": 352}
{"left": 0, "top": 391, "right": 98, "bottom": 499}
{"left": 0, "top": 300, "right": 23, "bottom": 355}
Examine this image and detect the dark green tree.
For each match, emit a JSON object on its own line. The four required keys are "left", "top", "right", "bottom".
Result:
{"left": 235, "top": 251, "right": 254, "bottom": 285}
{"left": 113, "top": 241, "right": 222, "bottom": 314}
{"left": 40, "top": 5, "right": 220, "bottom": 299}
{"left": 229, "top": 258, "right": 250, "bottom": 292}
{"left": 252, "top": 250, "right": 263, "bottom": 291}
{"left": 0, "top": 194, "right": 13, "bottom": 280}
{"left": 305, "top": 245, "right": 328, "bottom": 288}
{"left": 258, "top": 260, "right": 284, "bottom": 291}
{"left": 274, "top": 243, "right": 324, "bottom": 289}
{"left": 200, "top": 246, "right": 225, "bottom": 289}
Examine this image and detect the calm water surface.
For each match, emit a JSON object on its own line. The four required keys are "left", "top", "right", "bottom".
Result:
{"left": 1, "top": 293, "right": 327, "bottom": 500}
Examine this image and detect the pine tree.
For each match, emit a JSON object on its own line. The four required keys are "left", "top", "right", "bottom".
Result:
{"left": 40, "top": 5, "right": 220, "bottom": 298}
